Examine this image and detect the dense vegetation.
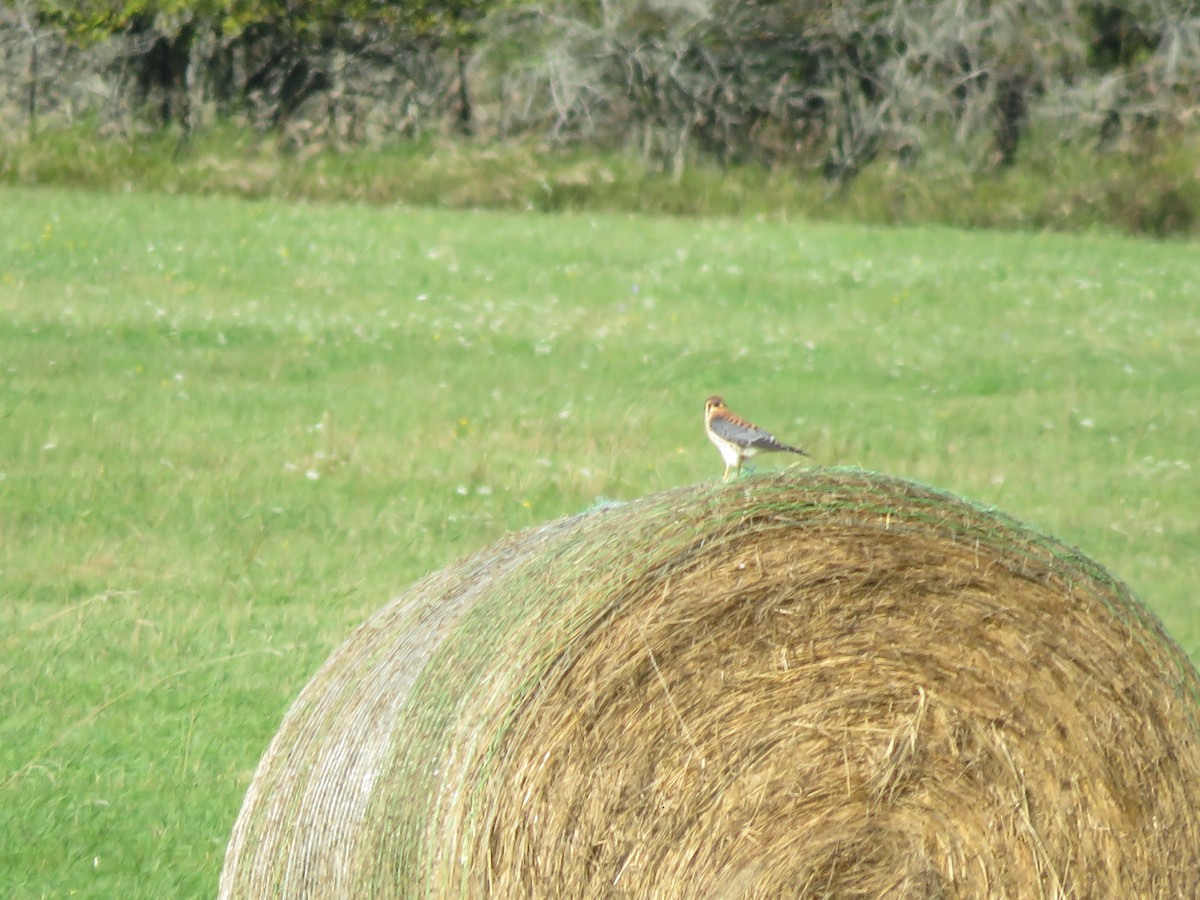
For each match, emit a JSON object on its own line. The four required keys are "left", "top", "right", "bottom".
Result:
{"left": 4, "top": 122, "right": 1197, "bottom": 237}
{"left": 3, "top": 0, "right": 1198, "bottom": 216}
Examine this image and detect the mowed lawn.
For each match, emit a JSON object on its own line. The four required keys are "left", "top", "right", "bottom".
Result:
{"left": 1, "top": 186, "right": 1197, "bottom": 898}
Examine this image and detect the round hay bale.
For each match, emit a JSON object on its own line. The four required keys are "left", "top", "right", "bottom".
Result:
{"left": 221, "top": 469, "right": 1200, "bottom": 898}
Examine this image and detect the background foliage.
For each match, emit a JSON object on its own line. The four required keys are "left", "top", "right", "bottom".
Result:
{"left": 3, "top": 0, "right": 1198, "bottom": 188}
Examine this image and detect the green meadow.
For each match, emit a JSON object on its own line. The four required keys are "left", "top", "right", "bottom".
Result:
{"left": 1, "top": 185, "right": 1197, "bottom": 897}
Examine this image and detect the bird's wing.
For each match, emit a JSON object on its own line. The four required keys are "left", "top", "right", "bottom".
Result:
{"left": 710, "top": 412, "right": 809, "bottom": 456}
{"left": 708, "top": 413, "right": 773, "bottom": 447}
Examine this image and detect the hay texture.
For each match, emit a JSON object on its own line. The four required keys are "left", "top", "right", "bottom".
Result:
{"left": 221, "top": 469, "right": 1200, "bottom": 898}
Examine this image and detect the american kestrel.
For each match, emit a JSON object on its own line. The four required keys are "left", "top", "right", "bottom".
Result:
{"left": 704, "top": 395, "right": 810, "bottom": 480}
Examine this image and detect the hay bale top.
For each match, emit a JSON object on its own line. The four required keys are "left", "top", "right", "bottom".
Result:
{"left": 222, "top": 468, "right": 1200, "bottom": 898}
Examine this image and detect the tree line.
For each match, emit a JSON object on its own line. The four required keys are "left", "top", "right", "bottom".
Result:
{"left": 4, "top": 0, "right": 1199, "bottom": 180}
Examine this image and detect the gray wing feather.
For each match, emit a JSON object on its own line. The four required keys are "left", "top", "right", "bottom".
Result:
{"left": 709, "top": 415, "right": 771, "bottom": 446}
{"left": 711, "top": 415, "right": 808, "bottom": 455}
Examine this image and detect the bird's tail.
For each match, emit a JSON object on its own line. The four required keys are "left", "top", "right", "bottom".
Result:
{"left": 755, "top": 436, "right": 810, "bottom": 457}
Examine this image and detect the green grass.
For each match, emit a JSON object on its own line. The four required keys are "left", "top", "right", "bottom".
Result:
{"left": 1, "top": 185, "right": 1198, "bottom": 898}
{"left": 3, "top": 124, "right": 1199, "bottom": 236}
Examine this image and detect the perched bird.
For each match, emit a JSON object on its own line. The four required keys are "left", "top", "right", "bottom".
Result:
{"left": 704, "top": 395, "right": 810, "bottom": 481}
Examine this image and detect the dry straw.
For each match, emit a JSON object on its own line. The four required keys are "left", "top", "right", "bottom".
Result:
{"left": 221, "top": 469, "right": 1200, "bottom": 898}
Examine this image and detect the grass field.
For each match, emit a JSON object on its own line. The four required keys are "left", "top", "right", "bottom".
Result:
{"left": 1, "top": 185, "right": 1197, "bottom": 898}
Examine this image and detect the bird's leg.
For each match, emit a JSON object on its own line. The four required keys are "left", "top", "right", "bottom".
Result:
{"left": 722, "top": 463, "right": 732, "bottom": 481}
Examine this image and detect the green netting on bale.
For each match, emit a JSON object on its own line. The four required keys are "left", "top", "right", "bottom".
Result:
{"left": 221, "top": 468, "right": 1200, "bottom": 898}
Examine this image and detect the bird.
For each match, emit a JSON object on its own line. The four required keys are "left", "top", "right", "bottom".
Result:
{"left": 704, "top": 395, "right": 810, "bottom": 481}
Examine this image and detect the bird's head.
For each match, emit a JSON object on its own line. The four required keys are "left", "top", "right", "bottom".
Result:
{"left": 705, "top": 396, "right": 726, "bottom": 416}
